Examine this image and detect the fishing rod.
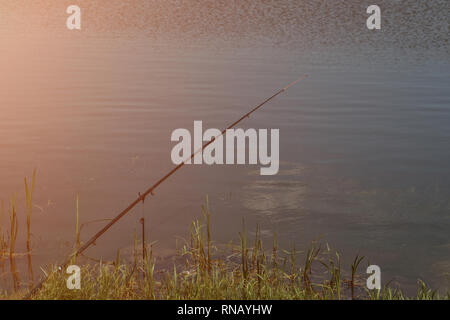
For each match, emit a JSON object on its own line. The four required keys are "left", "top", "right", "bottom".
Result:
{"left": 23, "top": 75, "right": 307, "bottom": 299}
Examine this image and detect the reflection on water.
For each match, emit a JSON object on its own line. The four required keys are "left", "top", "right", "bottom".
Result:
{"left": 243, "top": 164, "right": 308, "bottom": 218}
{"left": 0, "top": 1, "right": 449, "bottom": 293}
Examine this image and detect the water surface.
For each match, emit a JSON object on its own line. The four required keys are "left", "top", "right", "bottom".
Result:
{"left": 0, "top": 1, "right": 449, "bottom": 293}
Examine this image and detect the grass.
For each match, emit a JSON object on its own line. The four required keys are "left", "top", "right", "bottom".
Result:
{"left": 0, "top": 180, "right": 448, "bottom": 300}
{"left": 16, "top": 212, "right": 449, "bottom": 300}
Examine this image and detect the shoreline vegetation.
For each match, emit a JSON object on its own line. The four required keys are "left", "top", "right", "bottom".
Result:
{"left": 0, "top": 173, "right": 449, "bottom": 300}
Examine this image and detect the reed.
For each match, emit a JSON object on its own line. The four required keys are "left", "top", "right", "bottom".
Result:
{"left": 0, "top": 201, "right": 7, "bottom": 255}
{"left": 350, "top": 254, "right": 364, "bottom": 300}
{"left": 302, "top": 241, "right": 321, "bottom": 293}
{"left": 142, "top": 243, "right": 156, "bottom": 299}
{"left": 24, "top": 169, "right": 37, "bottom": 285}
{"left": 72, "top": 193, "right": 80, "bottom": 265}
{"left": 7, "top": 194, "right": 20, "bottom": 291}
{"left": 239, "top": 218, "right": 248, "bottom": 281}
{"left": 0, "top": 201, "right": 7, "bottom": 284}
{"left": 24, "top": 169, "right": 36, "bottom": 254}
{"left": 326, "top": 251, "right": 342, "bottom": 299}
{"left": 201, "top": 195, "right": 211, "bottom": 273}
{"left": 8, "top": 194, "right": 18, "bottom": 259}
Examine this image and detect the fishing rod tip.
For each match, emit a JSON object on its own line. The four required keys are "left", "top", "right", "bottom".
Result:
{"left": 283, "top": 75, "right": 308, "bottom": 91}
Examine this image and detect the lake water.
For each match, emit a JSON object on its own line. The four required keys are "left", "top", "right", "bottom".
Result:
{"left": 0, "top": 0, "right": 449, "bottom": 293}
